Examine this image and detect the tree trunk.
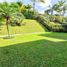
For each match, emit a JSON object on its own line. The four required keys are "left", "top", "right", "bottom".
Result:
{"left": 51, "top": 9, "right": 53, "bottom": 15}
{"left": 62, "top": 10, "right": 65, "bottom": 16}
{"left": 6, "top": 18, "right": 10, "bottom": 37}
{"left": 33, "top": 2, "right": 35, "bottom": 14}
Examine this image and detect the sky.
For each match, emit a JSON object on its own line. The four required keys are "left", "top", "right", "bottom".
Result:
{"left": 0, "top": 0, "right": 58, "bottom": 14}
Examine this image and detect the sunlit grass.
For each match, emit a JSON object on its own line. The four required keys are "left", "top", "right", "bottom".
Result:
{"left": 0, "top": 32, "right": 67, "bottom": 47}
{"left": 0, "top": 19, "right": 45, "bottom": 36}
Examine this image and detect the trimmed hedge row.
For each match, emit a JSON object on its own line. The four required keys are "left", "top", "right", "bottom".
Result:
{"left": 35, "top": 15, "right": 67, "bottom": 32}
{"left": 49, "top": 15, "right": 67, "bottom": 24}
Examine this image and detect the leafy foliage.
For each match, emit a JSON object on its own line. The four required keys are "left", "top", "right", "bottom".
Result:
{"left": 36, "top": 15, "right": 67, "bottom": 32}
{"left": 9, "top": 12, "right": 25, "bottom": 26}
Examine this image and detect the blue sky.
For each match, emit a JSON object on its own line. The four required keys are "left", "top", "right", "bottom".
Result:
{"left": 0, "top": 0, "right": 58, "bottom": 14}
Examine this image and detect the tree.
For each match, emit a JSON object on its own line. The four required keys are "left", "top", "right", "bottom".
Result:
{"left": 0, "top": 2, "right": 16, "bottom": 38}
{"left": 61, "top": 4, "right": 67, "bottom": 16}
{"left": 17, "top": 1, "right": 23, "bottom": 7}
{"left": 45, "top": 9, "right": 51, "bottom": 15}
{"left": 54, "top": 0, "right": 67, "bottom": 16}
{"left": 10, "top": 2, "right": 19, "bottom": 12}
{"left": 45, "top": 0, "right": 67, "bottom": 15}
{"left": 45, "top": 3, "right": 62, "bottom": 15}
{"left": 25, "top": 4, "right": 32, "bottom": 11}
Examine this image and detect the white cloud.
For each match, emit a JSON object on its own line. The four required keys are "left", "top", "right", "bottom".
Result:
{"left": 35, "top": 0, "right": 52, "bottom": 14}
{"left": 38, "top": 0, "right": 51, "bottom": 7}
{"left": 0, "top": 0, "right": 18, "bottom": 2}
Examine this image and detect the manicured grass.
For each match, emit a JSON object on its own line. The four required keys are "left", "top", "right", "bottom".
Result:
{"left": 0, "top": 19, "right": 45, "bottom": 35}
{"left": 0, "top": 32, "right": 67, "bottom": 67}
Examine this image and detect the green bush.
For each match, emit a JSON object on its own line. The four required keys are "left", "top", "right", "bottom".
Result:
{"left": 35, "top": 15, "right": 67, "bottom": 32}
{"left": 22, "top": 10, "right": 38, "bottom": 19}
{"left": 64, "top": 17, "right": 67, "bottom": 23}
{"left": 9, "top": 12, "right": 25, "bottom": 26}
{"left": 49, "top": 15, "right": 64, "bottom": 23}
{"left": 35, "top": 15, "right": 51, "bottom": 31}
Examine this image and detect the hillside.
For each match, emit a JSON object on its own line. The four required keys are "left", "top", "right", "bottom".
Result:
{"left": 0, "top": 19, "right": 46, "bottom": 36}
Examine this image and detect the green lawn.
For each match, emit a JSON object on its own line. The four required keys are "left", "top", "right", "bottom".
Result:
{"left": 0, "top": 19, "right": 45, "bottom": 36}
{"left": 0, "top": 32, "right": 67, "bottom": 67}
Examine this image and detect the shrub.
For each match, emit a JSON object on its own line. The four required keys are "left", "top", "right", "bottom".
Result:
{"left": 35, "top": 15, "right": 51, "bottom": 31}
{"left": 22, "top": 10, "right": 34, "bottom": 19}
{"left": 21, "top": 8, "right": 38, "bottom": 19}
{"left": 9, "top": 12, "right": 25, "bottom": 26}
{"left": 49, "top": 15, "right": 64, "bottom": 23}
{"left": 35, "top": 15, "right": 67, "bottom": 32}
{"left": 64, "top": 17, "right": 67, "bottom": 23}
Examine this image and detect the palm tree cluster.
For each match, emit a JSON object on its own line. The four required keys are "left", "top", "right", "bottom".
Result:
{"left": 0, "top": 2, "right": 17, "bottom": 37}
{"left": 45, "top": 0, "right": 67, "bottom": 16}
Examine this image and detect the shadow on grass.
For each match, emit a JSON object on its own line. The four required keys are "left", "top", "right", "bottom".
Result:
{"left": 39, "top": 32, "right": 67, "bottom": 40}
{"left": 0, "top": 39, "right": 67, "bottom": 67}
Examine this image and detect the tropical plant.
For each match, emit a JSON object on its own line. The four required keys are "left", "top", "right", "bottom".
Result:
{"left": 17, "top": 1, "right": 23, "bottom": 7}
{"left": 10, "top": 12, "right": 25, "bottom": 26}
{"left": 45, "top": 0, "right": 67, "bottom": 16}
{"left": 24, "top": 4, "right": 32, "bottom": 12}
{"left": 10, "top": 2, "right": 19, "bottom": 12}
{"left": 0, "top": 2, "right": 16, "bottom": 38}
{"left": 54, "top": 0, "right": 67, "bottom": 16}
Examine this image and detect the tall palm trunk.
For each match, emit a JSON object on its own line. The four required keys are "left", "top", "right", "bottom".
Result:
{"left": 33, "top": 2, "right": 35, "bottom": 14}
{"left": 6, "top": 17, "right": 10, "bottom": 37}
{"left": 62, "top": 9, "right": 65, "bottom": 22}
{"left": 62, "top": 11, "right": 65, "bottom": 16}
{"left": 62, "top": 8, "right": 65, "bottom": 16}
{"left": 51, "top": 9, "right": 53, "bottom": 15}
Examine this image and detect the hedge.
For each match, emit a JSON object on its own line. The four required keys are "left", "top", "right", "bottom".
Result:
{"left": 35, "top": 15, "right": 67, "bottom": 32}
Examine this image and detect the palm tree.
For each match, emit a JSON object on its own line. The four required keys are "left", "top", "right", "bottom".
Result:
{"left": 10, "top": 2, "right": 19, "bottom": 12}
{"left": 31, "top": 0, "right": 36, "bottom": 14}
{"left": 45, "top": 0, "right": 67, "bottom": 15}
{"left": 54, "top": 0, "right": 67, "bottom": 16}
{"left": 0, "top": 2, "right": 16, "bottom": 38}
{"left": 62, "top": 5, "right": 67, "bottom": 16}
{"left": 44, "top": 4, "right": 58, "bottom": 15}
